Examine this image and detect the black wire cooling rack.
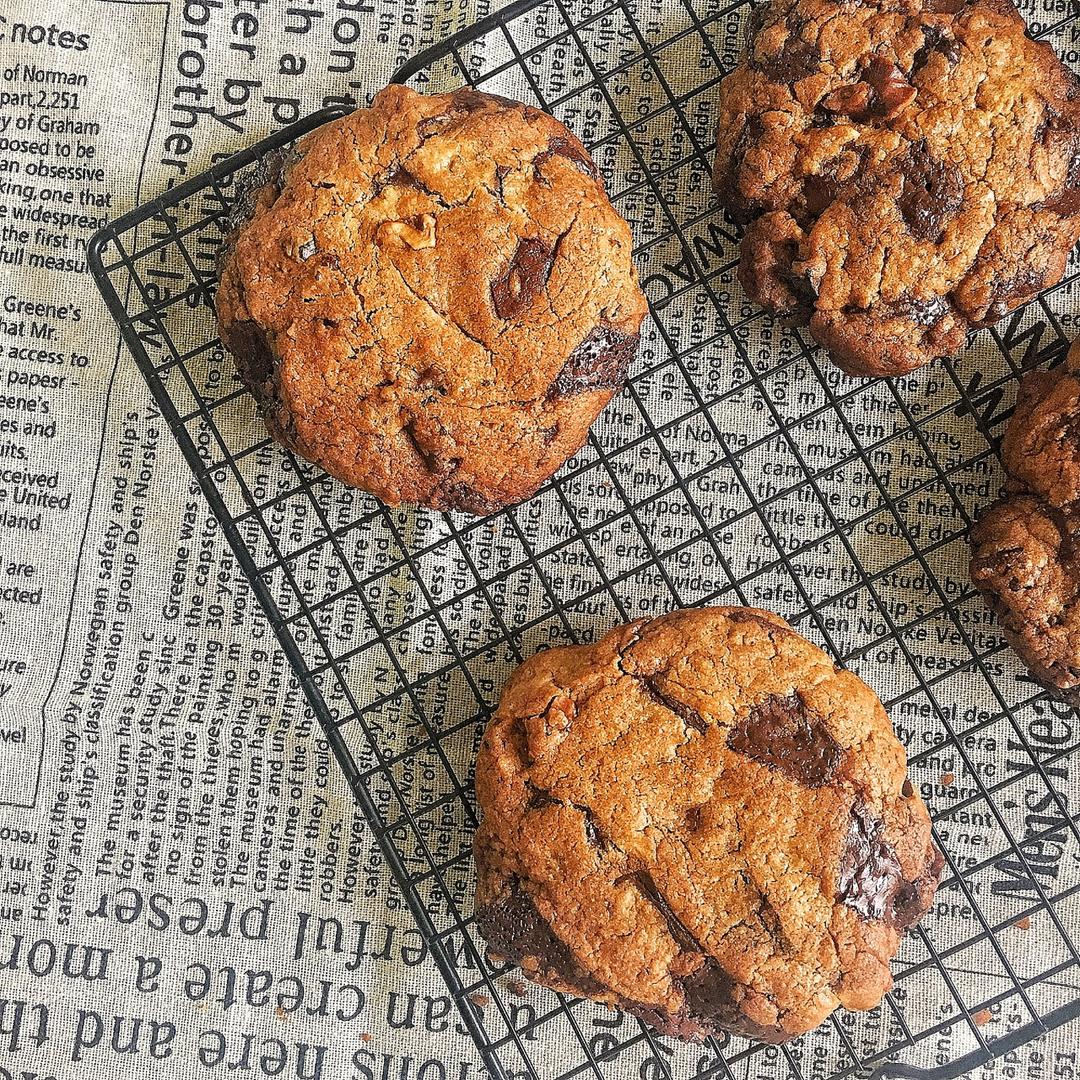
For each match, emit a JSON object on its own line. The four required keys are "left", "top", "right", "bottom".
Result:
{"left": 89, "top": 0, "right": 1080, "bottom": 1076}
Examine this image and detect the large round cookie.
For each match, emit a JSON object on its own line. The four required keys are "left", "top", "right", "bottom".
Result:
{"left": 474, "top": 607, "right": 941, "bottom": 1043}
{"left": 216, "top": 85, "right": 647, "bottom": 515}
{"left": 971, "top": 338, "right": 1080, "bottom": 702}
{"left": 713, "top": 0, "right": 1080, "bottom": 377}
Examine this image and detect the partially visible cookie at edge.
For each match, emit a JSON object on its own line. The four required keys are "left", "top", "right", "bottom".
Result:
{"left": 216, "top": 85, "right": 648, "bottom": 515}
{"left": 971, "top": 338, "right": 1080, "bottom": 702}
{"left": 713, "top": 0, "right": 1080, "bottom": 377}
{"left": 473, "top": 606, "right": 941, "bottom": 1044}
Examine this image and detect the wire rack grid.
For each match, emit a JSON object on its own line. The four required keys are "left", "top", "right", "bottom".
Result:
{"left": 89, "top": 0, "right": 1080, "bottom": 1077}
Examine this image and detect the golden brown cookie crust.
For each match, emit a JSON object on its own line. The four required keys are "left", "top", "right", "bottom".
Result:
{"left": 216, "top": 85, "right": 648, "bottom": 514}
{"left": 971, "top": 339, "right": 1080, "bottom": 701}
{"left": 713, "top": 0, "right": 1080, "bottom": 377}
{"left": 473, "top": 607, "right": 941, "bottom": 1043}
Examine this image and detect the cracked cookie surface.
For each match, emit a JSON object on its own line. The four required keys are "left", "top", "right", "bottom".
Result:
{"left": 971, "top": 339, "right": 1080, "bottom": 702}
{"left": 216, "top": 85, "right": 647, "bottom": 514}
{"left": 473, "top": 607, "right": 941, "bottom": 1043}
{"left": 713, "top": 0, "right": 1080, "bottom": 377}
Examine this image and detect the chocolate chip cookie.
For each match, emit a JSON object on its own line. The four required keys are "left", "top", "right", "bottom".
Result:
{"left": 216, "top": 85, "right": 647, "bottom": 514}
{"left": 713, "top": 0, "right": 1080, "bottom": 377}
{"left": 971, "top": 338, "right": 1080, "bottom": 702}
{"left": 474, "top": 607, "right": 941, "bottom": 1043}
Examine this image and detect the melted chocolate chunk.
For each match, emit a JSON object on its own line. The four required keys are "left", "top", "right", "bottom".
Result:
{"left": 493, "top": 164, "right": 511, "bottom": 202}
{"left": 728, "top": 692, "right": 842, "bottom": 786}
{"left": 716, "top": 116, "right": 767, "bottom": 226}
{"left": 223, "top": 320, "right": 276, "bottom": 398}
{"left": 526, "top": 786, "right": 560, "bottom": 811}
{"left": 923, "top": 0, "right": 969, "bottom": 12}
{"left": 898, "top": 143, "right": 964, "bottom": 242}
{"left": 739, "top": 228, "right": 815, "bottom": 320}
{"left": 416, "top": 89, "right": 517, "bottom": 139}
{"left": 890, "top": 881, "right": 922, "bottom": 926}
{"left": 887, "top": 293, "right": 951, "bottom": 326}
{"left": 491, "top": 237, "right": 555, "bottom": 321}
{"left": 381, "top": 164, "right": 426, "bottom": 192}
{"left": 475, "top": 880, "right": 604, "bottom": 994}
{"left": 548, "top": 325, "right": 637, "bottom": 399}
{"left": 298, "top": 238, "right": 317, "bottom": 261}
{"left": 752, "top": 12, "right": 821, "bottom": 83}
{"left": 912, "top": 24, "right": 962, "bottom": 72}
{"left": 836, "top": 804, "right": 906, "bottom": 922}
{"left": 534, "top": 136, "right": 599, "bottom": 179}
{"left": 638, "top": 676, "right": 709, "bottom": 734}
{"left": 986, "top": 265, "right": 1047, "bottom": 320}
{"left": 402, "top": 420, "right": 449, "bottom": 476}
{"left": 679, "top": 958, "right": 791, "bottom": 1042}
{"left": 621, "top": 870, "right": 703, "bottom": 953}
{"left": 824, "top": 57, "right": 916, "bottom": 121}
{"left": 803, "top": 174, "right": 840, "bottom": 217}
{"left": 525, "top": 786, "right": 607, "bottom": 848}
{"left": 799, "top": 144, "right": 872, "bottom": 223}
{"left": 757, "top": 37, "right": 821, "bottom": 82}
{"left": 583, "top": 816, "right": 604, "bottom": 848}
{"left": 1036, "top": 136, "right": 1080, "bottom": 216}
{"left": 443, "top": 481, "right": 500, "bottom": 517}
{"left": 626, "top": 959, "right": 790, "bottom": 1043}
{"left": 680, "top": 958, "right": 739, "bottom": 1021}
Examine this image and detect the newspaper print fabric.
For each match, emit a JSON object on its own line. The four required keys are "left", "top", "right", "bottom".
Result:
{"left": 3, "top": 0, "right": 1080, "bottom": 1077}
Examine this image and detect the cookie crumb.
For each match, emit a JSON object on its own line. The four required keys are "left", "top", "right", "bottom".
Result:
{"left": 275, "top": 1006, "right": 288, "bottom": 1022}
{"left": 360, "top": 1033, "right": 372, "bottom": 1043}
{"left": 505, "top": 978, "right": 528, "bottom": 997}
{"left": 1014, "top": 915, "right": 1031, "bottom": 930}
{"left": 469, "top": 993, "right": 491, "bottom": 1008}
{"left": 940, "top": 772, "right": 955, "bottom": 787}
{"left": 972, "top": 1009, "right": 992, "bottom": 1026}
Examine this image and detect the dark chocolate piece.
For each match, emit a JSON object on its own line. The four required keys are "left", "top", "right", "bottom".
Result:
{"left": 492, "top": 237, "right": 555, "bottom": 320}
{"left": 416, "top": 88, "right": 519, "bottom": 139}
{"left": 756, "top": 37, "right": 821, "bottom": 83}
{"left": 912, "top": 25, "right": 962, "bottom": 72}
{"left": 621, "top": 870, "right": 703, "bottom": 953}
{"left": 223, "top": 319, "right": 276, "bottom": 396}
{"left": 728, "top": 692, "right": 843, "bottom": 786}
{"left": 836, "top": 804, "right": 905, "bottom": 922}
{"left": 548, "top": 324, "right": 638, "bottom": 398}
{"left": 638, "top": 676, "right": 709, "bottom": 735}
{"left": 475, "top": 880, "right": 605, "bottom": 994}
{"left": 534, "top": 136, "right": 599, "bottom": 179}
{"left": 898, "top": 143, "right": 964, "bottom": 242}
